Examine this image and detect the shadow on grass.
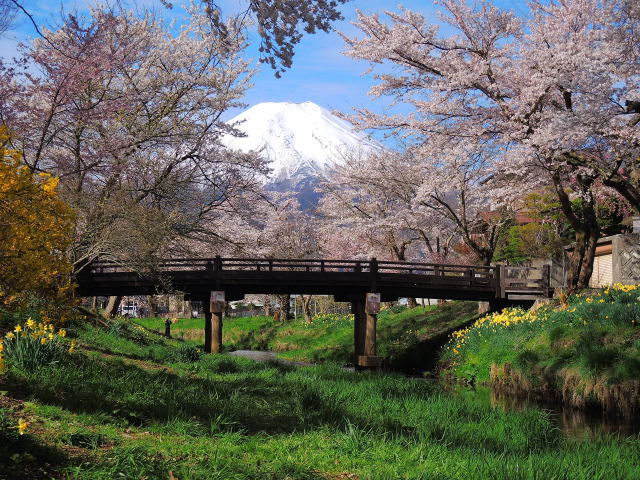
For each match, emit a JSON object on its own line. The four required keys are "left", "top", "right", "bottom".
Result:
{"left": 3, "top": 355, "right": 356, "bottom": 436}
{"left": 0, "top": 432, "right": 73, "bottom": 479}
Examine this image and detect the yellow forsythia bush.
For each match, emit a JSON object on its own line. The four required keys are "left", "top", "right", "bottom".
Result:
{"left": 0, "top": 126, "right": 75, "bottom": 319}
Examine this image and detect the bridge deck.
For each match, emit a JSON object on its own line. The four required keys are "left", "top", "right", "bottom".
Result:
{"left": 76, "top": 257, "right": 551, "bottom": 302}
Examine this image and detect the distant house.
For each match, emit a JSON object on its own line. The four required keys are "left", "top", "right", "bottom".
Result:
{"left": 566, "top": 218, "right": 640, "bottom": 288}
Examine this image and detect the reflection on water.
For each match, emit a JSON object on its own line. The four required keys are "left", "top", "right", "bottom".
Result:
{"left": 446, "top": 384, "right": 640, "bottom": 439}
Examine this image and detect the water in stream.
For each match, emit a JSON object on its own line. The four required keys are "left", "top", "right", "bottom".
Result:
{"left": 448, "top": 384, "right": 640, "bottom": 439}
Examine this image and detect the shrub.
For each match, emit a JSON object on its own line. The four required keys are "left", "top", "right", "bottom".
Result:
{"left": 310, "top": 313, "right": 353, "bottom": 327}
{"left": 0, "top": 409, "right": 21, "bottom": 445}
{"left": 386, "top": 304, "right": 408, "bottom": 314}
{"left": 1, "top": 318, "right": 75, "bottom": 371}
{"left": 108, "top": 319, "right": 151, "bottom": 345}
{"left": 171, "top": 345, "right": 202, "bottom": 363}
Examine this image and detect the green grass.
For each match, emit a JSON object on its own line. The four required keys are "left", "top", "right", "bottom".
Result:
{"left": 1, "top": 319, "right": 640, "bottom": 479}
{"left": 135, "top": 302, "right": 479, "bottom": 367}
{"left": 441, "top": 286, "right": 640, "bottom": 415}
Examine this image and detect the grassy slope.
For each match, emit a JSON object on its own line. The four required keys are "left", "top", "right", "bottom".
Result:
{"left": 441, "top": 287, "right": 640, "bottom": 415}
{"left": 2, "top": 318, "right": 640, "bottom": 479}
{"left": 135, "top": 302, "right": 479, "bottom": 366}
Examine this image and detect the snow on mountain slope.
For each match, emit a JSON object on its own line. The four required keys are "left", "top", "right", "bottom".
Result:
{"left": 222, "top": 101, "right": 378, "bottom": 182}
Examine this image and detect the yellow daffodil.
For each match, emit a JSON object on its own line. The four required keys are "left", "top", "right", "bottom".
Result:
{"left": 58, "top": 329, "right": 66, "bottom": 338}
{"left": 17, "top": 418, "right": 28, "bottom": 435}
{"left": 5, "top": 332, "right": 15, "bottom": 340}
{"left": 25, "top": 318, "right": 35, "bottom": 329}
{"left": 14, "top": 325, "right": 22, "bottom": 333}
{"left": 40, "top": 337, "right": 48, "bottom": 345}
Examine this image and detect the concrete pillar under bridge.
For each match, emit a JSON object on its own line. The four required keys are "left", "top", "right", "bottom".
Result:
{"left": 351, "top": 293, "right": 384, "bottom": 369}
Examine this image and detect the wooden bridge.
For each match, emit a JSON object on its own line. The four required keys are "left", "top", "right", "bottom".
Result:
{"left": 77, "top": 257, "right": 552, "bottom": 367}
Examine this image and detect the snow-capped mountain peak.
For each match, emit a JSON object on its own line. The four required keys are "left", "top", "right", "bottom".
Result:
{"left": 222, "top": 101, "right": 377, "bottom": 181}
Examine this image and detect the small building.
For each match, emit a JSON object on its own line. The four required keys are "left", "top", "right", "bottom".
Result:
{"left": 565, "top": 218, "right": 640, "bottom": 288}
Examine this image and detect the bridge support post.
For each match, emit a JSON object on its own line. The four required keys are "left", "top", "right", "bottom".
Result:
{"left": 352, "top": 293, "right": 383, "bottom": 369}
{"left": 203, "top": 296, "right": 213, "bottom": 354}
{"left": 211, "top": 311, "right": 223, "bottom": 354}
{"left": 205, "top": 291, "right": 225, "bottom": 354}
{"left": 352, "top": 299, "right": 366, "bottom": 361}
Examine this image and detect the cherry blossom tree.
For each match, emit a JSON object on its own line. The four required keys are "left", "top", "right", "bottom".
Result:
{"left": 200, "top": 0, "right": 350, "bottom": 77}
{"left": 318, "top": 149, "right": 441, "bottom": 264}
{"left": 341, "top": 0, "right": 640, "bottom": 290}
{"left": 7, "top": 0, "right": 350, "bottom": 77}
{"left": 0, "top": 5, "right": 267, "bottom": 272}
{"left": 0, "top": 0, "right": 17, "bottom": 36}
{"left": 254, "top": 193, "right": 320, "bottom": 320}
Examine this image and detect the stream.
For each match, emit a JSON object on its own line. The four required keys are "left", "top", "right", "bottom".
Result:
{"left": 446, "top": 383, "right": 640, "bottom": 439}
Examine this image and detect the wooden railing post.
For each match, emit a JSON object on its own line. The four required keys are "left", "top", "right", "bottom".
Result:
{"left": 214, "top": 255, "right": 222, "bottom": 272}
{"left": 269, "top": 259, "right": 273, "bottom": 272}
{"left": 494, "top": 265, "right": 502, "bottom": 299}
{"left": 320, "top": 260, "right": 325, "bottom": 272}
{"left": 542, "top": 264, "right": 551, "bottom": 298}
{"left": 370, "top": 257, "right": 378, "bottom": 293}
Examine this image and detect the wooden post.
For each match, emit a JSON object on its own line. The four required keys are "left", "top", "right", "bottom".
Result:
{"left": 364, "top": 310, "right": 377, "bottom": 357}
{"left": 210, "top": 291, "right": 225, "bottom": 354}
{"left": 203, "top": 296, "right": 212, "bottom": 354}
{"left": 164, "top": 318, "right": 172, "bottom": 338}
{"left": 494, "top": 265, "right": 502, "bottom": 299}
{"left": 542, "top": 264, "right": 551, "bottom": 298}
{"left": 212, "top": 311, "right": 223, "bottom": 353}
{"left": 354, "top": 293, "right": 383, "bottom": 369}
{"left": 369, "top": 258, "right": 378, "bottom": 293}
{"left": 352, "top": 298, "right": 366, "bottom": 361}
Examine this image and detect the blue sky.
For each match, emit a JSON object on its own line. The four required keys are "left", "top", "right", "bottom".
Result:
{"left": 1, "top": 0, "right": 528, "bottom": 120}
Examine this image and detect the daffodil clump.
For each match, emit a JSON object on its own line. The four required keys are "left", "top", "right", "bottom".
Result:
{"left": 1, "top": 318, "right": 76, "bottom": 372}
{"left": 443, "top": 285, "right": 640, "bottom": 382}
{"left": 309, "top": 313, "right": 354, "bottom": 327}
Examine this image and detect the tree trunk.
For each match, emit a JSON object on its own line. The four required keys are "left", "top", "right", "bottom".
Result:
{"left": 104, "top": 295, "right": 122, "bottom": 318}
{"left": 147, "top": 296, "right": 158, "bottom": 317}
{"left": 301, "top": 295, "right": 313, "bottom": 323}
{"left": 264, "top": 296, "right": 274, "bottom": 316}
{"left": 407, "top": 297, "right": 418, "bottom": 308}
{"left": 278, "top": 294, "right": 291, "bottom": 321}
{"left": 552, "top": 172, "right": 600, "bottom": 292}
{"left": 566, "top": 228, "right": 599, "bottom": 292}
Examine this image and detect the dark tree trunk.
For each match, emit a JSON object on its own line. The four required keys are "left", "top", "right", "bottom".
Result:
{"left": 104, "top": 295, "right": 122, "bottom": 318}
{"left": 301, "top": 295, "right": 313, "bottom": 323}
{"left": 147, "top": 296, "right": 158, "bottom": 317}
{"left": 566, "top": 228, "right": 599, "bottom": 291}
{"left": 552, "top": 171, "right": 600, "bottom": 292}
{"left": 264, "top": 296, "right": 274, "bottom": 316}
{"left": 278, "top": 294, "right": 291, "bottom": 321}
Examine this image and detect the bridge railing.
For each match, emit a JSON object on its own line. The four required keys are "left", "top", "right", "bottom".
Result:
{"left": 497, "top": 265, "right": 551, "bottom": 299}
{"left": 87, "top": 257, "right": 497, "bottom": 276}
{"left": 85, "top": 258, "right": 551, "bottom": 299}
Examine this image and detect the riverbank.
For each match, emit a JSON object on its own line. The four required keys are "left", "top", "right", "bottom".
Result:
{"left": 2, "top": 317, "right": 640, "bottom": 479}
{"left": 135, "top": 301, "right": 479, "bottom": 368}
{"left": 441, "top": 285, "right": 640, "bottom": 418}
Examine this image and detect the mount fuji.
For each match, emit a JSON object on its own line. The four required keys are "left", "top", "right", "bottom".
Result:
{"left": 222, "top": 101, "right": 378, "bottom": 206}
